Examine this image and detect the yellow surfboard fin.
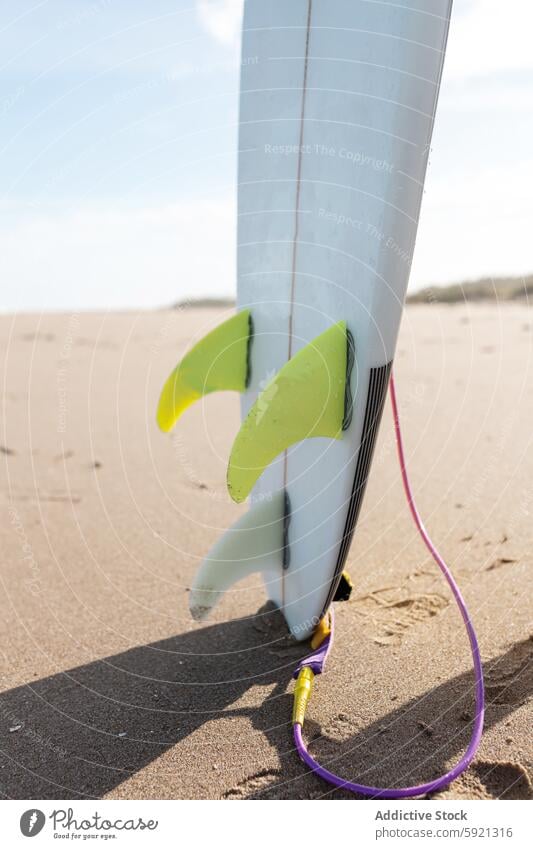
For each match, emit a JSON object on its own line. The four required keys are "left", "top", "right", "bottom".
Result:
{"left": 227, "top": 321, "right": 348, "bottom": 503}
{"left": 157, "top": 310, "right": 252, "bottom": 432}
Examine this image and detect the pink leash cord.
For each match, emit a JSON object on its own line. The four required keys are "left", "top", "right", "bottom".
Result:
{"left": 293, "top": 371, "right": 485, "bottom": 797}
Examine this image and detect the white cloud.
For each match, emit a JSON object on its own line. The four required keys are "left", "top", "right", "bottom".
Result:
{"left": 0, "top": 198, "right": 235, "bottom": 312}
{"left": 408, "top": 0, "right": 533, "bottom": 287}
{"left": 446, "top": 0, "right": 533, "bottom": 80}
{"left": 196, "top": 0, "right": 243, "bottom": 47}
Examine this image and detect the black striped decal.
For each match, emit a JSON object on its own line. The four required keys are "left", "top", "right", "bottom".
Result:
{"left": 322, "top": 361, "right": 392, "bottom": 614}
{"left": 342, "top": 328, "right": 356, "bottom": 431}
{"left": 282, "top": 490, "right": 291, "bottom": 570}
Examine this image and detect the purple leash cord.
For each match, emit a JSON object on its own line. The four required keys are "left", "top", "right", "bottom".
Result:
{"left": 293, "top": 371, "right": 485, "bottom": 798}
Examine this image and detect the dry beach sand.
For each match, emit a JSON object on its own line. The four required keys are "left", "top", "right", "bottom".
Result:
{"left": 0, "top": 304, "right": 532, "bottom": 800}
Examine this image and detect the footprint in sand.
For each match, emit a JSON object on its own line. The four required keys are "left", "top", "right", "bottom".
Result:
{"left": 353, "top": 587, "right": 448, "bottom": 646}
{"left": 486, "top": 557, "right": 517, "bottom": 572}
{"left": 485, "top": 637, "right": 532, "bottom": 706}
{"left": 433, "top": 761, "right": 532, "bottom": 800}
{"left": 20, "top": 332, "right": 55, "bottom": 343}
{"left": 473, "top": 761, "right": 532, "bottom": 800}
{"left": 6, "top": 490, "right": 82, "bottom": 505}
{"left": 223, "top": 769, "right": 283, "bottom": 799}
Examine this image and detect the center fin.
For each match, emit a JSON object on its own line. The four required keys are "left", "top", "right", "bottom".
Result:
{"left": 227, "top": 321, "right": 348, "bottom": 503}
{"left": 189, "top": 490, "right": 286, "bottom": 621}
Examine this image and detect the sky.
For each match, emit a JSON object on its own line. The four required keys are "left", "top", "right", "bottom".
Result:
{"left": 1, "top": 0, "right": 533, "bottom": 312}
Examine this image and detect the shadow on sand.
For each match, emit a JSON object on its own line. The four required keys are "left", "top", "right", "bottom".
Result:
{"left": 0, "top": 605, "right": 531, "bottom": 800}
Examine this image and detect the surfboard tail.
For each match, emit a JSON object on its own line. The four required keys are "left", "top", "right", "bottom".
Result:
{"left": 158, "top": 317, "right": 354, "bottom": 637}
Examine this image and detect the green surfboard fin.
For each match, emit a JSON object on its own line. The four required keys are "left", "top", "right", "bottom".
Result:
{"left": 227, "top": 321, "right": 348, "bottom": 503}
{"left": 157, "top": 310, "right": 252, "bottom": 432}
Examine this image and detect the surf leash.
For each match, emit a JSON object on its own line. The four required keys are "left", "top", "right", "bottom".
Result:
{"left": 292, "top": 371, "right": 485, "bottom": 798}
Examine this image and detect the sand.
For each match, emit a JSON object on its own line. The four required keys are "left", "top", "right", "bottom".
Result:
{"left": 0, "top": 304, "right": 531, "bottom": 800}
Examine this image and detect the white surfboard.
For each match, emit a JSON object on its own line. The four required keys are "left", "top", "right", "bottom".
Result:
{"left": 159, "top": 0, "right": 452, "bottom": 640}
{"left": 234, "top": 0, "right": 452, "bottom": 638}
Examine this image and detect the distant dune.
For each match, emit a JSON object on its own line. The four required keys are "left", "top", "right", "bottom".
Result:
{"left": 407, "top": 274, "right": 533, "bottom": 304}
{"left": 173, "top": 275, "right": 533, "bottom": 310}
{"left": 173, "top": 297, "right": 235, "bottom": 309}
